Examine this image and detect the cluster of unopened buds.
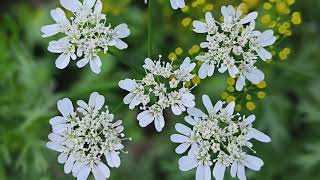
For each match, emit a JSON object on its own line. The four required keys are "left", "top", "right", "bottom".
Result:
{"left": 119, "top": 56, "right": 197, "bottom": 132}
{"left": 171, "top": 95, "right": 271, "bottom": 180}
{"left": 193, "top": 4, "right": 276, "bottom": 91}
{"left": 47, "top": 92, "right": 131, "bottom": 180}
{"left": 41, "top": 0, "right": 130, "bottom": 74}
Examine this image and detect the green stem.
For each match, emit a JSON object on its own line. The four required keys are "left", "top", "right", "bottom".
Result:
{"left": 148, "top": 0, "right": 152, "bottom": 58}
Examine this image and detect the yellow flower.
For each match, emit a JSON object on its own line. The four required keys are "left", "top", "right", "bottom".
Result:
{"left": 257, "top": 81, "right": 267, "bottom": 89}
{"left": 192, "top": 75, "right": 201, "bottom": 85}
{"left": 261, "top": 14, "right": 271, "bottom": 24}
{"left": 175, "top": 47, "right": 183, "bottom": 55}
{"left": 268, "top": 21, "right": 277, "bottom": 28}
{"left": 185, "top": 81, "right": 192, "bottom": 87}
{"left": 227, "top": 86, "right": 235, "bottom": 92}
{"left": 226, "top": 96, "right": 236, "bottom": 103}
{"left": 243, "top": 0, "right": 259, "bottom": 8}
{"left": 188, "top": 45, "right": 200, "bottom": 55}
{"left": 221, "top": 92, "right": 229, "bottom": 100}
{"left": 246, "top": 94, "right": 252, "bottom": 101}
{"left": 181, "top": 5, "right": 189, "bottom": 13}
{"left": 197, "top": 0, "right": 206, "bottom": 5}
{"left": 181, "top": 17, "right": 192, "bottom": 27}
{"left": 268, "top": 0, "right": 276, "bottom": 3}
{"left": 235, "top": 104, "right": 242, "bottom": 112}
{"left": 287, "top": 0, "right": 295, "bottom": 6}
{"left": 168, "top": 52, "right": 177, "bottom": 61}
{"left": 291, "top": 12, "right": 302, "bottom": 25}
{"left": 246, "top": 102, "right": 256, "bottom": 111}
{"left": 276, "top": 2, "right": 290, "bottom": 15}
{"left": 263, "top": 2, "right": 272, "bottom": 10}
{"left": 203, "top": 4, "right": 214, "bottom": 12}
{"left": 279, "top": 47, "right": 291, "bottom": 60}
{"left": 227, "top": 77, "right": 235, "bottom": 86}
{"left": 257, "top": 91, "right": 266, "bottom": 99}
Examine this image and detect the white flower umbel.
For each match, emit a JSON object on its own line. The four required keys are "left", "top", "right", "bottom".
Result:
{"left": 41, "top": 0, "right": 130, "bottom": 74}
{"left": 144, "top": 0, "right": 185, "bottom": 10}
{"left": 192, "top": 3, "right": 276, "bottom": 91}
{"left": 119, "top": 56, "right": 196, "bottom": 132}
{"left": 171, "top": 94, "right": 271, "bottom": 180}
{"left": 47, "top": 92, "right": 131, "bottom": 180}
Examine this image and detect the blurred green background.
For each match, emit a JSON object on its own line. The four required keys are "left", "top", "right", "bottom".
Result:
{"left": 1, "top": 0, "right": 320, "bottom": 179}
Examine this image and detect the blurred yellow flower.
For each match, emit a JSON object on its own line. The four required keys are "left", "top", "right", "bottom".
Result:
{"left": 291, "top": 12, "right": 302, "bottom": 25}
{"left": 188, "top": 45, "right": 200, "bottom": 55}
{"left": 181, "top": 17, "right": 192, "bottom": 27}
{"left": 168, "top": 52, "right": 177, "bottom": 61}
{"left": 246, "top": 101, "right": 256, "bottom": 111}
{"left": 257, "top": 81, "right": 267, "bottom": 89}
{"left": 276, "top": 2, "right": 290, "bottom": 15}
{"left": 227, "top": 86, "right": 235, "bottom": 93}
{"left": 192, "top": 75, "right": 201, "bottom": 85}
{"left": 227, "top": 77, "right": 235, "bottom": 86}
{"left": 287, "top": 0, "right": 295, "bottom": 6}
{"left": 181, "top": 5, "right": 190, "bottom": 13}
{"left": 257, "top": 91, "right": 266, "bottom": 99}
{"left": 221, "top": 92, "right": 229, "bottom": 100}
{"left": 261, "top": 14, "right": 272, "bottom": 24}
{"left": 203, "top": 4, "right": 214, "bottom": 12}
{"left": 246, "top": 94, "right": 252, "bottom": 101}
{"left": 235, "top": 104, "right": 242, "bottom": 112}
{"left": 226, "top": 96, "right": 236, "bottom": 103}
{"left": 263, "top": 2, "right": 272, "bottom": 10}
{"left": 175, "top": 47, "right": 183, "bottom": 55}
{"left": 243, "top": 0, "right": 260, "bottom": 8}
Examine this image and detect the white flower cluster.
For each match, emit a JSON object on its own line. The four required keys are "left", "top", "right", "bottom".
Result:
{"left": 119, "top": 56, "right": 196, "bottom": 132}
{"left": 144, "top": 0, "right": 185, "bottom": 10}
{"left": 41, "top": 0, "right": 130, "bottom": 74}
{"left": 171, "top": 94, "right": 271, "bottom": 180}
{"left": 193, "top": 4, "right": 276, "bottom": 91}
{"left": 47, "top": 92, "right": 130, "bottom": 180}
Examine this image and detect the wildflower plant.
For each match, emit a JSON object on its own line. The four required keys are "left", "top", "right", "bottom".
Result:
{"left": 144, "top": 0, "right": 186, "bottom": 10}
{"left": 171, "top": 94, "right": 271, "bottom": 180}
{"left": 192, "top": 4, "right": 276, "bottom": 91}
{"left": 41, "top": 0, "right": 130, "bottom": 74}
{"left": 119, "top": 56, "right": 197, "bottom": 132}
{"left": 47, "top": 92, "right": 131, "bottom": 180}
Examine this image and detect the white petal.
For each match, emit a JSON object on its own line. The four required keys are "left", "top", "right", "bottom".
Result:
{"left": 212, "top": 162, "right": 226, "bottom": 180}
{"left": 106, "top": 151, "right": 121, "bottom": 168}
{"left": 77, "top": 165, "right": 91, "bottom": 180}
{"left": 247, "top": 128, "right": 271, "bottom": 143}
{"left": 64, "top": 155, "right": 75, "bottom": 174}
{"left": 48, "top": 133, "right": 64, "bottom": 142}
{"left": 97, "top": 162, "right": 110, "bottom": 178}
{"left": 58, "top": 153, "right": 68, "bottom": 164}
{"left": 184, "top": 116, "right": 197, "bottom": 126}
{"left": 115, "top": 40, "right": 128, "bottom": 50}
{"left": 193, "top": 21, "right": 207, "bottom": 33}
{"left": 240, "top": 12, "right": 258, "bottom": 24}
{"left": 41, "top": 24, "right": 60, "bottom": 37}
{"left": 213, "top": 101, "right": 223, "bottom": 114}
{"left": 237, "top": 164, "right": 246, "bottom": 180}
{"left": 154, "top": 115, "right": 165, "bottom": 132}
{"left": 76, "top": 58, "right": 89, "bottom": 68}
{"left": 172, "top": 104, "right": 182, "bottom": 115}
{"left": 137, "top": 111, "right": 154, "bottom": 127}
{"left": 244, "top": 155, "right": 264, "bottom": 171}
{"left": 46, "top": 142, "right": 65, "bottom": 152}
{"left": 175, "top": 123, "right": 191, "bottom": 136}
{"left": 236, "top": 75, "right": 246, "bottom": 91}
{"left": 196, "top": 164, "right": 211, "bottom": 180}
{"left": 225, "top": 102, "right": 235, "bottom": 116}
{"left": 175, "top": 143, "right": 191, "bottom": 154}
{"left": 187, "top": 107, "right": 206, "bottom": 118}
{"left": 115, "top": 23, "right": 130, "bottom": 38}
{"left": 170, "top": 134, "right": 189, "bottom": 143}
{"left": 230, "top": 161, "right": 238, "bottom": 177}
{"left": 198, "top": 63, "right": 209, "bottom": 79}
{"left": 178, "top": 155, "right": 198, "bottom": 171}
{"left": 244, "top": 115, "right": 256, "bottom": 125}
{"left": 118, "top": 79, "right": 137, "bottom": 91}
{"left": 60, "top": 0, "right": 82, "bottom": 12}
{"left": 90, "top": 56, "right": 102, "bottom": 74}
{"left": 123, "top": 93, "right": 135, "bottom": 104}
{"left": 83, "top": 0, "right": 96, "bottom": 9}
{"left": 92, "top": 165, "right": 105, "bottom": 180}
{"left": 57, "top": 98, "right": 74, "bottom": 117}
{"left": 228, "top": 65, "right": 239, "bottom": 78}
{"left": 94, "top": 0, "right": 102, "bottom": 14}
{"left": 51, "top": 8, "right": 68, "bottom": 24}
{"left": 256, "top": 48, "right": 272, "bottom": 60}
{"left": 202, "top": 95, "right": 213, "bottom": 113}
{"left": 55, "top": 53, "right": 71, "bottom": 69}
{"left": 49, "top": 116, "right": 66, "bottom": 125}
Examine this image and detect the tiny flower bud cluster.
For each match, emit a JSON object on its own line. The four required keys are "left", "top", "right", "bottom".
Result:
{"left": 47, "top": 92, "right": 130, "bottom": 180}
{"left": 193, "top": 4, "right": 276, "bottom": 91}
{"left": 119, "top": 56, "right": 197, "bottom": 132}
{"left": 171, "top": 95, "right": 271, "bottom": 180}
{"left": 41, "top": 0, "right": 130, "bottom": 74}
